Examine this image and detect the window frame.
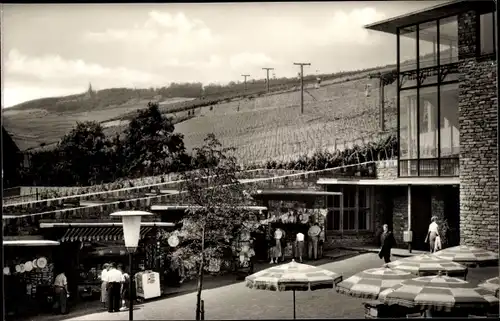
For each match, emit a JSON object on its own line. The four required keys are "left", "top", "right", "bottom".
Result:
{"left": 326, "top": 186, "right": 373, "bottom": 233}
{"left": 477, "top": 10, "right": 497, "bottom": 57}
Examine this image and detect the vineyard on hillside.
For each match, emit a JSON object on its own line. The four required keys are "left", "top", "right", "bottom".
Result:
{"left": 175, "top": 77, "right": 397, "bottom": 166}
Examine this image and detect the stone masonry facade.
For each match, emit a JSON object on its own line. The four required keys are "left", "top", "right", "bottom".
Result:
{"left": 458, "top": 10, "right": 499, "bottom": 252}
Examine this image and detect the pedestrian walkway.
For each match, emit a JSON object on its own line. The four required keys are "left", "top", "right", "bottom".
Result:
{"left": 19, "top": 251, "right": 358, "bottom": 321}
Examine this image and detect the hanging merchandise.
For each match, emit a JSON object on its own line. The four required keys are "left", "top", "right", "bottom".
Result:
{"left": 37, "top": 257, "right": 48, "bottom": 269}
{"left": 3, "top": 267, "right": 10, "bottom": 275}
{"left": 25, "top": 261, "right": 33, "bottom": 272}
{"left": 32, "top": 259, "right": 38, "bottom": 269}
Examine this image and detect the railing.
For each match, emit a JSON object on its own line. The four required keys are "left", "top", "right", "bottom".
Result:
{"left": 399, "top": 157, "right": 459, "bottom": 177}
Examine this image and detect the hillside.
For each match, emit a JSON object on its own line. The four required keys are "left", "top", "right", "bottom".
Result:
{"left": 3, "top": 64, "right": 398, "bottom": 163}
{"left": 177, "top": 76, "right": 397, "bottom": 165}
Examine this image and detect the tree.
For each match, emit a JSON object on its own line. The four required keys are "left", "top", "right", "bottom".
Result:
{"left": 170, "top": 134, "right": 256, "bottom": 320}
{"left": 57, "top": 121, "right": 110, "bottom": 185}
{"left": 123, "top": 102, "right": 188, "bottom": 176}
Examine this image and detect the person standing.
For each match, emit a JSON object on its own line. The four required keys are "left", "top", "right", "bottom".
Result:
{"left": 104, "top": 263, "right": 124, "bottom": 313}
{"left": 53, "top": 270, "right": 69, "bottom": 314}
{"left": 118, "top": 264, "right": 130, "bottom": 311}
{"left": 308, "top": 223, "right": 321, "bottom": 260}
{"left": 379, "top": 224, "right": 396, "bottom": 263}
{"left": 318, "top": 227, "right": 325, "bottom": 259}
{"left": 295, "top": 232, "right": 305, "bottom": 263}
{"left": 425, "top": 216, "right": 440, "bottom": 253}
{"left": 100, "top": 263, "right": 110, "bottom": 309}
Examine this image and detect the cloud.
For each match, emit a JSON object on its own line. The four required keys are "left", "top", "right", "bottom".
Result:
{"left": 266, "top": 7, "right": 387, "bottom": 49}
{"left": 84, "top": 11, "right": 221, "bottom": 61}
{"left": 3, "top": 49, "right": 167, "bottom": 107}
{"left": 229, "top": 52, "right": 276, "bottom": 70}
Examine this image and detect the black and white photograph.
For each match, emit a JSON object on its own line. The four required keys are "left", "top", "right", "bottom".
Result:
{"left": 1, "top": 1, "right": 499, "bottom": 320}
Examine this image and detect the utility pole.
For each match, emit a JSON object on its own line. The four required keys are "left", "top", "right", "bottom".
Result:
{"left": 241, "top": 74, "right": 250, "bottom": 92}
{"left": 262, "top": 67, "right": 274, "bottom": 92}
{"left": 294, "top": 62, "right": 311, "bottom": 114}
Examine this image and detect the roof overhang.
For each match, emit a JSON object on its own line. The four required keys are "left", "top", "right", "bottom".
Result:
{"left": 317, "top": 177, "right": 459, "bottom": 186}
{"left": 3, "top": 240, "right": 60, "bottom": 247}
{"left": 39, "top": 222, "right": 175, "bottom": 228}
{"left": 364, "top": 0, "right": 495, "bottom": 35}
{"left": 150, "top": 205, "right": 268, "bottom": 211}
{"left": 253, "top": 189, "right": 343, "bottom": 196}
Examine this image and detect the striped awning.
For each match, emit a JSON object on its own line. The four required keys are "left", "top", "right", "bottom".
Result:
{"left": 60, "top": 227, "right": 153, "bottom": 242}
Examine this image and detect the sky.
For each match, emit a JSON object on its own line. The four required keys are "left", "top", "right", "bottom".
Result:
{"left": 1, "top": 1, "right": 447, "bottom": 108}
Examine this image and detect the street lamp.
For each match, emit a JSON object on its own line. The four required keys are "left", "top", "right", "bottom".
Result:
{"left": 110, "top": 210, "right": 153, "bottom": 321}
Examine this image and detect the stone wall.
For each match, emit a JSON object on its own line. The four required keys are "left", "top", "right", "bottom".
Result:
{"left": 458, "top": 10, "right": 499, "bottom": 252}
{"left": 375, "top": 160, "right": 398, "bottom": 179}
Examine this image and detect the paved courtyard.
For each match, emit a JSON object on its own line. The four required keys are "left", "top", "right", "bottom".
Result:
{"left": 59, "top": 252, "right": 498, "bottom": 320}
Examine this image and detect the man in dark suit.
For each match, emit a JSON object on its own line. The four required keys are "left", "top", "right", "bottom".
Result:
{"left": 379, "top": 224, "right": 396, "bottom": 263}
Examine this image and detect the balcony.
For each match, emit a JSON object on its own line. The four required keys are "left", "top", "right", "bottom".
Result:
{"left": 399, "top": 157, "right": 459, "bottom": 177}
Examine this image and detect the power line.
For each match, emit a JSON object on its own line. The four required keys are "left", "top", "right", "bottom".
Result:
{"left": 262, "top": 68, "right": 274, "bottom": 92}
{"left": 241, "top": 74, "right": 250, "bottom": 92}
{"left": 293, "top": 62, "right": 311, "bottom": 114}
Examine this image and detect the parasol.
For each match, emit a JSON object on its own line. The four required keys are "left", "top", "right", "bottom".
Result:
{"left": 336, "top": 266, "right": 413, "bottom": 299}
{"left": 378, "top": 273, "right": 499, "bottom": 312}
{"left": 245, "top": 259, "right": 342, "bottom": 319}
{"left": 433, "top": 245, "right": 499, "bottom": 265}
{"left": 387, "top": 254, "right": 468, "bottom": 279}
{"left": 478, "top": 277, "right": 499, "bottom": 298}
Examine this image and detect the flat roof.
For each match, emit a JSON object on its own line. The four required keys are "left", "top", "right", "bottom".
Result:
{"left": 150, "top": 205, "right": 268, "bottom": 211}
{"left": 365, "top": 0, "right": 494, "bottom": 35}
{"left": 253, "top": 189, "right": 343, "bottom": 196}
{"left": 3, "top": 240, "right": 60, "bottom": 247}
{"left": 317, "top": 177, "right": 459, "bottom": 186}
{"left": 39, "top": 222, "right": 175, "bottom": 228}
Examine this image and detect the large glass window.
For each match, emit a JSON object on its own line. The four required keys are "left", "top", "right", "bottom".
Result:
{"left": 419, "top": 21, "right": 438, "bottom": 74}
{"left": 439, "top": 83, "right": 459, "bottom": 156}
{"left": 397, "top": 16, "right": 459, "bottom": 177}
{"left": 326, "top": 186, "right": 372, "bottom": 232}
{"left": 479, "top": 12, "right": 496, "bottom": 56}
{"left": 399, "top": 89, "right": 418, "bottom": 176}
{"left": 399, "top": 26, "right": 417, "bottom": 88}
{"left": 439, "top": 16, "right": 458, "bottom": 66}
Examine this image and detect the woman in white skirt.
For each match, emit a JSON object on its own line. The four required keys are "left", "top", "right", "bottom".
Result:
{"left": 425, "top": 216, "right": 440, "bottom": 253}
{"left": 100, "top": 263, "right": 110, "bottom": 309}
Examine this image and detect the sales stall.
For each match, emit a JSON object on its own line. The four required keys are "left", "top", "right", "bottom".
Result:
{"left": 252, "top": 189, "right": 343, "bottom": 261}
{"left": 3, "top": 237, "right": 61, "bottom": 319}
{"left": 39, "top": 220, "right": 175, "bottom": 300}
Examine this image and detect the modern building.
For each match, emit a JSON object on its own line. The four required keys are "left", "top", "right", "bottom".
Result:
{"left": 329, "top": 0, "right": 498, "bottom": 251}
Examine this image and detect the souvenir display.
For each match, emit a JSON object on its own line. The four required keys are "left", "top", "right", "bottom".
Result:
{"left": 32, "top": 259, "right": 38, "bottom": 269}
{"left": 3, "top": 267, "right": 10, "bottom": 275}
{"left": 24, "top": 261, "right": 33, "bottom": 272}
{"left": 20, "top": 264, "right": 25, "bottom": 273}
{"left": 37, "top": 257, "right": 48, "bottom": 269}
{"left": 15, "top": 265, "right": 21, "bottom": 273}
{"left": 308, "top": 225, "right": 321, "bottom": 237}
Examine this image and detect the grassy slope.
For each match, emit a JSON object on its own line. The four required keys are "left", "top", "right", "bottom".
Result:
{"left": 176, "top": 75, "right": 397, "bottom": 165}
{"left": 3, "top": 64, "right": 399, "bottom": 162}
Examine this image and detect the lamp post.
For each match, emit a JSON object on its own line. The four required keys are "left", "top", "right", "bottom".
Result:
{"left": 110, "top": 210, "right": 153, "bottom": 321}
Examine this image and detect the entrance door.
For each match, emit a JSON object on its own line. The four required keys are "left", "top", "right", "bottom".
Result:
{"left": 411, "top": 186, "right": 432, "bottom": 251}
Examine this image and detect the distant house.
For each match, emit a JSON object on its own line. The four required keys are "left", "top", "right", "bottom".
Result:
{"left": 2, "top": 126, "right": 22, "bottom": 188}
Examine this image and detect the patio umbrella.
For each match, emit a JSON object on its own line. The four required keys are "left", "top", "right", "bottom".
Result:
{"left": 245, "top": 259, "right": 342, "bottom": 319}
{"left": 378, "top": 273, "right": 499, "bottom": 313}
{"left": 433, "top": 245, "right": 499, "bottom": 266}
{"left": 387, "top": 254, "right": 468, "bottom": 279}
{"left": 478, "top": 277, "right": 499, "bottom": 298}
{"left": 336, "top": 265, "right": 414, "bottom": 299}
